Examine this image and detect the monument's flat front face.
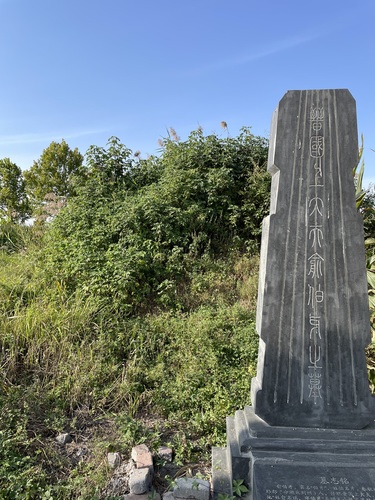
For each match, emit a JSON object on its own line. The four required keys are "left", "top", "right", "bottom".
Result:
{"left": 251, "top": 89, "right": 375, "bottom": 429}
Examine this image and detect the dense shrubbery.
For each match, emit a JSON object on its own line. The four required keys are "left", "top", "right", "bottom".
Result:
{"left": 43, "top": 129, "right": 270, "bottom": 313}
{"left": 0, "top": 128, "right": 269, "bottom": 496}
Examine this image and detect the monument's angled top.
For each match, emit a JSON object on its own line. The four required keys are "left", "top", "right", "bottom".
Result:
{"left": 284, "top": 88, "right": 350, "bottom": 92}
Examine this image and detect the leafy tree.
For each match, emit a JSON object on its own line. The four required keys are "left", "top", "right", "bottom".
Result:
{"left": 0, "top": 158, "right": 29, "bottom": 223}
{"left": 84, "top": 136, "right": 133, "bottom": 189}
{"left": 24, "top": 139, "right": 84, "bottom": 208}
{"left": 149, "top": 126, "right": 270, "bottom": 253}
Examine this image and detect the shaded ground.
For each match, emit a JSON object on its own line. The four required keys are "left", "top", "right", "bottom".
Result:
{"left": 44, "top": 407, "right": 212, "bottom": 497}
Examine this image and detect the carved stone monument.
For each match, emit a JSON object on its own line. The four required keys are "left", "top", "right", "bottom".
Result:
{"left": 252, "top": 88, "right": 374, "bottom": 429}
{"left": 212, "top": 90, "right": 375, "bottom": 500}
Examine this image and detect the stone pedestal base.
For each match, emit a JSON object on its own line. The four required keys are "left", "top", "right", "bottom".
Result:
{"left": 212, "top": 406, "right": 375, "bottom": 499}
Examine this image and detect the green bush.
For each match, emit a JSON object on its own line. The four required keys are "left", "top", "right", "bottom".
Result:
{"left": 42, "top": 129, "right": 269, "bottom": 313}
{"left": 144, "top": 305, "right": 259, "bottom": 434}
{"left": 0, "top": 391, "right": 50, "bottom": 498}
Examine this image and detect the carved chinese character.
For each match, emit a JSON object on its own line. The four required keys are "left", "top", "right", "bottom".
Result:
{"left": 309, "top": 225, "right": 323, "bottom": 248}
{"left": 309, "top": 314, "right": 322, "bottom": 339}
{"left": 312, "top": 121, "right": 322, "bottom": 131}
{"left": 313, "top": 158, "right": 323, "bottom": 178}
{"left": 309, "top": 369, "right": 322, "bottom": 400}
{"left": 310, "top": 106, "right": 324, "bottom": 121}
{"left": 308, "top": 253, "right": 324, "bottom": 279}
{"left": 308, "top": 284, "right": 324, "bottom": 308}
{"left": 309, "top": 345, "right": 321, "bottom": 367}
{"left": 308, "top": 197, "right": 324, "bottom": 217}
{"left": 310, "top": 136, "right": 325, "bottom": 158}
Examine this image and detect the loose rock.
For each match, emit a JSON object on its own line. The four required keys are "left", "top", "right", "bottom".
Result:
{"left": 108, "top": 452, "right": 121, "bottom": 469}
{"left": 101, "top": 460, "right": 134, "bottom": 497}
{"left": 56, "top": 433, "right": 72, "bottom": 445}
{"left": 157, "top": 446, "right": 173, "bottom": 463}
{"left": 173, "top": 477, "right": 210, "bottom": 500}
{"left": 131, "top": 444, "right": 154, "bottom": 469}
{"left": 129, "top": 467, "right": 152, "bottom": 495}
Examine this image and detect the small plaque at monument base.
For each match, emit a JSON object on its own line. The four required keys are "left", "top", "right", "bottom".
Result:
{"left": 252, "top": 461, "right": 375, "bottom": 499}
{"left": 244, "top": 406, "right": 375, "bottom": 500}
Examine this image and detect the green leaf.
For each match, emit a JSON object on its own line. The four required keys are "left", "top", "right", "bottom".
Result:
{"left": 367, "top": 270, "right": 375, "bottom": 290}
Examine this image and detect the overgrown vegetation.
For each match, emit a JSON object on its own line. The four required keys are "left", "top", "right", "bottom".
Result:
{"left": 42, "top": 130, "right": 269, "bottom": 313}
{"left": 0, "top": 128, "right": 268, "bottom": 497}
{"left": 1, "top": 127, "right": 374, "bottom": 497}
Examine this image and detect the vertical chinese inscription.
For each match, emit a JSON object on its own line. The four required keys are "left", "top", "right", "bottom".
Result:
{"left": 307, "top": 105, "right": 325, "bottom": 403}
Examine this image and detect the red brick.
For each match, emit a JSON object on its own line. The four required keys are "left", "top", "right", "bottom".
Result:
{"left": 131, "top": 444, "right": 153, "bottom": 469}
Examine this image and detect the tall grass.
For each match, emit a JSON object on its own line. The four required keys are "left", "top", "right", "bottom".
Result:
{"left": 0, "top": 232, "right": 260, "bottom": 496}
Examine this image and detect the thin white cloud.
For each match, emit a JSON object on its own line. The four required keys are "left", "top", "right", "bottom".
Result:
{"left": 184, "top": 32, "right": 320, "bottom": 77}
{"left": 183, "top": 8, "right": 359, "bottom": 78}
{"left": 0, "top": 128, "right": 107, "bottom": 147}
{"left": 222, "top": 34, "right": 317, "bottom": 68}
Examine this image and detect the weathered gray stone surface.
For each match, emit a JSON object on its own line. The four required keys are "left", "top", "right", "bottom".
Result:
{"left": 107, "top": 451, "right": 121, "bottom": 469}
{"left": 173, "top": 478, "right": 210, "bottom": 500}
{"left": 129, "top": 467, "right": 152, "bottom": 494}
{"left": 246, "top": 408, "right": 375, "bottom": 499}
{"left": 162, "top": 492, "right": 175, "bottom": 500}
{"left": 213, "top": 405, "right": 375, "bottom": 499}
{"left": 102, "top": 460, "right": 134, "bottom": 497}
{"left": 157, "top": 446, "right": 173, "bottom": 463}
{"left": 251, "top": 89, "right": 375, "bottom": 429}
{"left": 211, "top": 447, "right": 232, "bottom": 497}
{"left": 56, "top": 432, "right": 72, "bottom": 445}
{"left": 252, "top": 458, "right": 375, "bottom": 500}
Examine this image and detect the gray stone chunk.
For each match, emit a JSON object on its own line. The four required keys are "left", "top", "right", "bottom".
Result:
{"left": 157, "top": 446, "right": 173, "bottom": 463}
{"left": 211, "top": 447, "right": 232, "bottom": 498}
{"left": 107, "top": 452, "right": 121, "bottom": 469}
{"left": 129, "top": 467, "right": 152, "bottom": 495}
{"left": 102, "top": 460, "right": 133, "bottom": 497}
{"left": 162, "top": 492, "right": 175, "bottom": 500}
{"left": 173, "top": 477, "right": 210, "bottom": 500}
{"left": 56, "top": 433, "right": 72, "bottom": 445}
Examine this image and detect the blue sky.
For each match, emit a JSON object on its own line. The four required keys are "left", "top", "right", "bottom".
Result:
{"left": 1, "top": 0, "right": 375, "bottom": 185}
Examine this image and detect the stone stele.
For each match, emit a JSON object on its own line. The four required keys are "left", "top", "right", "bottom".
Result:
{"left": 251, "top": 88, "right": 375, "bottom": 429}
{"left": 212, "top": 90, "right": 375, "bottom": 500}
